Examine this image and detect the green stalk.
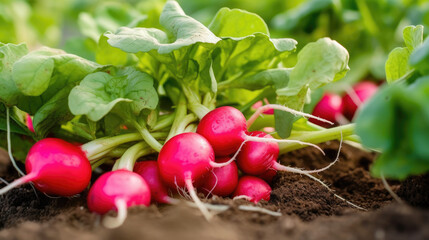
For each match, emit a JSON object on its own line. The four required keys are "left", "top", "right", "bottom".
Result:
{"left": 167, "top": 94, "right": 187, "bottom": 140}
{"left": 278, "top": 123, "right": 356, "bottom": 154}
{"left": 151, "top": 113, "right": 175, "bottom": 132}
{"left": 130, "top": 120, "right": 163, "bottom": 152}
{"left": 182, "top": 84, "right": 210, "bottom": 119}
{"left": 112, "top": 142, "right": 150, "bottom": 171}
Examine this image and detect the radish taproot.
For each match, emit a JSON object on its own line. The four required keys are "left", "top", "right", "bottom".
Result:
{"left": 134, "top": 161, "right": 176, "bottom": 204}
{"left": 342, "top": 81, "right": 378, "bottom": 120}
{"left": 197, "top": 106, "right": 327, "bottom": 157}
{"left": 199, "top": 157, "right": 239, "bottom": 197}
{"left": 87, "top": 169, "right": 151, "bottom": 228}
{"left": 158, "top": 132, "right": 220, "bottom": 220}
{"left": 0, "top": 138, "right": 92, "bottom": 196}
{"left": 310, "top": 93, "right": 343, "bottom": 127}
{"left": 232, "top": 176, "right": 271, "bottom": 203}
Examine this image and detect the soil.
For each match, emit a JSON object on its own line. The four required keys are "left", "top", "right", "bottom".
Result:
{"left": 0, "top": 142, "right": 428, "bottom": 240}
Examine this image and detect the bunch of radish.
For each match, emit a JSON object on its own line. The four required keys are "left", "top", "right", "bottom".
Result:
{"left": 310, "top": 81, "right": 379, "bottom": 127}
{"left": 0, "top": 102, "right": 360, "bottom": 227}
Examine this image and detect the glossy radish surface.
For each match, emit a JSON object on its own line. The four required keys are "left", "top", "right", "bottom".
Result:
{"left": 134, "top": 161, "right": 173, "bottom": 204}
{"left": 237, "top": 131, "right": 279, "bottom": 175}
{"left": 197, "top": 106, "right": 247, "bottom": 156}
{"left": 25, "top": 113, "right": 34, "bottom": 132}
{"left": 199, "top": 157, "right": 238, "bottom": 197}
{"left": 310, "top": 93, "right": 343, "bottom": 127}
{"left": 232, "top": 176, "right": 271, "bottom": 203}
{"left": 342, "top": 81, "right": 378, "bottom": 120}
{"left": 87, "top": 170, "right": 151, "bottom": 215}
{"left": 157, "top": 132, "right": 215, "bottom": 188}
{"left": 0, "top": 138, "right": 91, "bottom": 196}
{"left": 157, "top": 132, "right": 216, "bottom": 220}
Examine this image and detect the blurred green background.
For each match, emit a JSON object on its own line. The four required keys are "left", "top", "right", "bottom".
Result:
{"left": 1, "top": 0, "right": 428, "bottom": 85}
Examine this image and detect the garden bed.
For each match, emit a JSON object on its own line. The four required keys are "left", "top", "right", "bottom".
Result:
{"left": 1, "top": 142, "right": 427, "bottom": 240}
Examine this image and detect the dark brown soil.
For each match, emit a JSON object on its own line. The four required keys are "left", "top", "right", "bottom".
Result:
{"left": 0, "top": 142, "right": 428, "bottom": 240}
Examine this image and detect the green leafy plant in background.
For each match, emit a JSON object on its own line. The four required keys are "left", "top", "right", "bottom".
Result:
{"left": 356, "top": 25, "right": 429, "bottom": 179}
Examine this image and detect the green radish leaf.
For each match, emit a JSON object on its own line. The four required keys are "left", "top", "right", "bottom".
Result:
{"left": 69, "top": 67, "right": 158, "bottom": 122}
{"left": 356, "top": 76, "right": 429, "bottom": 179}
{"left": 385, "top": 25, "right": 424, "bottom": 83}
{"left": 0, "top": 43, "right": 28, "bottom": 107}
{"left": 208, "top": 8, "right": 269, "bottom": 37}
{"left": 275, "top": 38, "right": 349, "bottom": 138}
{"left": 409, "top": 37, "right": 429, "bottom": 75}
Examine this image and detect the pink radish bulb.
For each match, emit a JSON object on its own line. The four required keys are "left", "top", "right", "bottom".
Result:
{"left": 87, "top": 170, "right": 151, "bottom": 215}
{"left": 158, "top": 132, "right": 216, "bottom": 219}
{"left": 25, "top": 113, "right": 34, "bottom": 132}
{"left": 310, "top": 93, "right": 343, "bottom": 127}
{"left": 236, "top": 131, "right": 329, "bottom": 177}
{"left": 257, "top": 168, "right": 277, "bottom": 184}
{"left": 232, "top": 176, "right": 271, "bottom": 203}
{"left": 133, "top": 161, "right": 174, "bottom": 204}
{"left": 0, "top": 138, "right": 92, "bottom": 196}
{"left": 342, "top": 81, "right": 378, "bottom": 120}
{"left": 237, "top": 131, "right": 279, "bottom": 176}
{"left": 197, "top": 106, "right": 247, "bottom": 157}
{"left": 199, "top": 157, "right": 239, "bottom": 197}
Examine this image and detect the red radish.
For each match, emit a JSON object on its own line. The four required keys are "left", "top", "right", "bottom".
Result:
{"left": 158, "top": 132, "right": 219, "bottom": 220}
{"left": 87, "top": 169, "right": 150, "bottom": 228}
{"left": 237, "top": 131, "right": 336, "bottom": 176}
{"left": 257, "top": 168, "right": 277, "bottom": 184}
{"left": 342, "top": 81, "right": 378, "bottom": 120}
{"left": 232, "top": 176, "right": 271, "bottom": 203}
{"left": 25, "top": 113, "right": 34, "bottom": 132}
{"left": 199, "top": 157, "right": 239, "bottom": 197}
{"left": 0, "top": 138, "right": 91, "bottom": 196}
{"left": 197, "top": 106, "right": 329, "bottom": 157}
{"left": 310, "top": 93, "right": 343, "bottom": 127}
{"left": 134, "top": 161, "right": 175, "bottom": 204}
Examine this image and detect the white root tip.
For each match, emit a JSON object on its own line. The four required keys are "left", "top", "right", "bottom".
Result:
{"left": 102, "top": 199, "right": 128, "bottom": 229}
{"left": 238, "top": 205, "right": 282, "bottom": 217}
{"left": 185, "top": 178, "right": 213, "bottom": 221}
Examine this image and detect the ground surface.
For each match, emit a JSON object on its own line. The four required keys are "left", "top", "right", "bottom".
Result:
{"left": 0, "top": 142, "right": 428, "bottom": 240}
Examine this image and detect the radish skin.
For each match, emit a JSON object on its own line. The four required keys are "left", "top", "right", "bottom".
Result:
{"left": 87, "top": 170, "right": 151, "bottom": 228}
{"left": 310, "top": 93, "right": 343, "bottom": 127}
{"left": 0, "top": 138, "right": 92, "bottom": 196}
{"left": 199, "top": 157, "right": 239, "bottom": 197}
{"left": 134, "top": 161, "right": 176, "bottom": 204}
{"left": 342, "top": 81, "right": 378, "bottom": 120}
{"left": 158, "top": 132, "right": 216, "bottom": 220}
{"left": 232, "top": 176, "right": 271, "bottom": 203}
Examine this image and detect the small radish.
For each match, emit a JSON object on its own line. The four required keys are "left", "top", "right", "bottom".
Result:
{"left": 199, "top": 157, "right": 239, "bottom": 197}
{"left": 342, "top": 81, "right": 378, "bottom": 120}
{"left": 310, "top": 93, "right": 344, "bottom": 127}
{"left": 232, "top": 176, "right": 271, "bottom": 203}
{"left": 197, "top": 106, "right": 330, "bottom": 157}
{"left": 87, "top": 169, "right": 150, "bottom": 228}
{"left": 0, "top": 138, "right": 92, "bottom": 196}
{"left": 133, "top": 161, "right": 175, "bottom": 204}
{"left": 25, "top": 113, "right": 34, "bottom": 133}
{"left": 158, "top": 132, "right": 223, "bottom": 220}
{"left": 236, "top": 131, "right": 337, "bottom": 177}
{"left": 257, "top": 169, "right": 277, "bottom": 184}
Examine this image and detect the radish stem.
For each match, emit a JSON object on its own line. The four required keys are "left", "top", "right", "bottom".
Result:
{"left": 6, "top": 107, "right": 25, "bottom": 176}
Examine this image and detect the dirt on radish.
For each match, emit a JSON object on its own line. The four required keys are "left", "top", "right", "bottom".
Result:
{"left": 1, "top": 142, "right": 428, "bottom": 240}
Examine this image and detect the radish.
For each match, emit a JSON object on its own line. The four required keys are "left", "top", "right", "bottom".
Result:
{"left": 197, "top": 106, "right": 327, "bottom": 157}
{"left": 232, "top": 176, "right": 271, "bottom": 203}
{"left": 236, "top": 131, "right": 336, "bottom": 176}
{"left": 158, "top": 132, "right": 225, "bottom": 220}
{"left": 342, "top": 81, "right": 378, "bottom": 120}
{"left": 199, "top": 157, "right": 239, "bottom": 197}
{"left": 87, "top": 169, "right": 151, "bottom": 228}
{"left": 310, "top": 93, "right": 344, "bottom": 127}
{"left": 0, "top": 138, "right": 92, "bottom": 196}
{"left": 133, "top": 161, "right": 176, "bottom": 204}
